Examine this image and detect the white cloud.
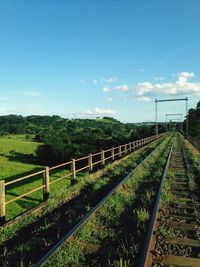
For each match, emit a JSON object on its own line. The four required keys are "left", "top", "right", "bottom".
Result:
{"left": 153, "top": 76, "right": 166, "bottom": 81}
{"left": 136, "top": 72, "right": 200, "bottom": 101}
{"left": 69, "top": 107, "right": 117, "bottom": 119}
{"left": 102, "top": 87, "right": 111, "bottom": 93}
{"left": 107, "top": 97, "right": 113, "bottom": 101}
{"left": 115, "top": 84, "right": 129, "bottom": 91}
{"left": 178, "top": 72, "right": 194, "bottom": 78}
{"left": 138, "top": 68, "right": 145, "bottom": 72}
{"left": 92, "top": 79, "right": 98, "bottom": 85}
{"left": 137, "top": 96, "right": 151, "bottom": 102}
{"left": 18, "top": 91, "right": 40, "bottom": 97}
{"left": 102, "top": 77, "right": 118, "bottom": 83}
{"left": 80, "top": 79, "right": 85, "bottom": 83}
{"left": 94, "top": 107, "right": 116, "bottom": 115}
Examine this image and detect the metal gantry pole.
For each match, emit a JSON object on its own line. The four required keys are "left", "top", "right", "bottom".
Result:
{"left": 186, "top": 97, "right": 189, "bottom": 136}
{"left": 155, "top": 99, "right": 158, "bottom": 136}
{"left": 181, "top": 114, "right": 183, "bottom": 131}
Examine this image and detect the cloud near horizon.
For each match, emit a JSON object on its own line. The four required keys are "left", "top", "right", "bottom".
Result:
{"left": 114, "top": 84, "right": 129, "bottom": 91}
{"left": 102, "top": 77, "right": 118, "bottom": 83}
{"left": 136, "top": 72, "right": 200, "bottom": 101}
{"left": 70, "top": 107, "right": 117, "bottom": 118}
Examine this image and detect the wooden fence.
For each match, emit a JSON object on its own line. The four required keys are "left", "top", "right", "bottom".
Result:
{"left": 0, "top": 133, "right": 164, "bottom": 223}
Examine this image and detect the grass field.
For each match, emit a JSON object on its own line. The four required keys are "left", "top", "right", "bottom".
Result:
{"left": 0, "top": 135, "right": 164, "bottom": 221}
{"left": 0, "top": 134, "right": 43, "bottom": 181}
{"left": 0, "top": 135, "right": 81, "bottom": 220}
{"left": 0, "top": 136, "right": 170, "bottom": 266}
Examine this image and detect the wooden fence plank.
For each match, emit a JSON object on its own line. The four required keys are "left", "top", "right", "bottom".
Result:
{"left": 0, "top": 180, "right": 5, "bottom": 225}
{"left": 112, "top": 148, "right": 115, "bottom": 160}
{"left": 101, "top": 150, "right": 105, "bottom": 165}
{"left": 43, "top": 167, "right": 50, "bottom": 201}
{"left": 89, "top": 154, "right": 93, "bottom": 171}
{"left": 71, "top": 158, "right": 76, "bottom": 184}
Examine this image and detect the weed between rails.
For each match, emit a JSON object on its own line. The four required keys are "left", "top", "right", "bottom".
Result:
{"left": 0, "top": 138, "right": 166, "bottom": 266}
{"left": 44, "top": 136, "right": 172, "bottom": 267}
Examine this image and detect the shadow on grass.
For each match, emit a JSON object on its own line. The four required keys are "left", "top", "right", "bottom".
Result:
{"left": 5, "top": 150, "right": 39, "bottom": 165}
{"left": 0, "top": 142, "right": 164, "bottom": 266}
{"left": 0, "top": 153, "right": 149, "bottom": 266}
{"left": 6, "top": 191, "right": 42, "bottom": 204}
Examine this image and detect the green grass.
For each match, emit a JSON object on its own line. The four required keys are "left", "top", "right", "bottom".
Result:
{"left": 0, "top": 135, "right": 166, "bottom": 222}
{"left": 0, "top": 135, "right": 88, "bottom": 220}
{"left": 0, "top": 135, "right": 173, "bottom": 266}
{"left": 0, "top": 137, "right": 166, "bottom": 249}
{"left": 0, "top": 134, "right": 42, "bottom": 180}
{"left": 44, "top": 135, "right": 172, "bottom": 267}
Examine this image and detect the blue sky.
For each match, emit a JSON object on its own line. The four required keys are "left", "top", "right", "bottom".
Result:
{"left": 1, "top": 0, "right": 200, "bottom": 122}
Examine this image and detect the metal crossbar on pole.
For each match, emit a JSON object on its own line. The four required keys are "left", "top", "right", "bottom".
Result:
{"left": 156, "top": 98, "right": 188, "bottom": 102}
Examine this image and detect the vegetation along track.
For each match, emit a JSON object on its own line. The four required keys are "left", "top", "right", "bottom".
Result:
{"left": 34, "top": 134, "right": 173, "bottom": 266}
{"left": 141, "top": 134, "right": 200, "bottom": 267}
{"left": 0, "top": 134, "right": 172, "bottom": 266}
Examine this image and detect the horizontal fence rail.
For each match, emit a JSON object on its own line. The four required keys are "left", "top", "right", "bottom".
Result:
{"left": 0, "top": 133, "right": 164, "bottom": 224}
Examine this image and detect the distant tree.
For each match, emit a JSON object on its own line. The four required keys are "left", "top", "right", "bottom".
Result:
{"left": 0, "top": 114, "right": 166, "bottom": 165}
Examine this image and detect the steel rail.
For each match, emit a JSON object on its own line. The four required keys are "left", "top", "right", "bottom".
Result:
{"left": 34, "top": 136, "right": 168, "bottom": 267}
{"left": 139, "top": 142, "right": 173, "bottom": 267}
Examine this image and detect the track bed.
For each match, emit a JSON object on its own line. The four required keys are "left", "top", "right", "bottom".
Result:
{"left": 142, "top": 135, "right": 200, "bottom": 267}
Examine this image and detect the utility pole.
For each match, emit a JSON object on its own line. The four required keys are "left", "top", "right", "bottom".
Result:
{"left": 155, "top": 99, "right": 158, "bottom": 136}
{"left": 186, "top": 97, "right": 189, "bottom": 136}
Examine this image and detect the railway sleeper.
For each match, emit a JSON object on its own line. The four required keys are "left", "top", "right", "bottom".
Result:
{"left": 166, "top": 237, "right": 200, "bottom": 247}
{"left": 153, "top": 255, "right": 200, "bottom": 267}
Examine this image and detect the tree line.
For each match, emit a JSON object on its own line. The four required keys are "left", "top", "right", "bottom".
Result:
{"left": 0, "top": 115, "right": 166, "bottom": 165}
{"left": 185, "top": 100, "right": 200, "bottom": 140}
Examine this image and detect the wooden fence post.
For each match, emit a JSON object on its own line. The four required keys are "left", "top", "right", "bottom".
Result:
{"left": 71, "top": 158, "right": 77, "bottom": 184}
{"left": 88, "top": 154, "right": 93, "bottom": 172}
{"left": 125, "top": 144, "right": 127, "bottom": 154}
{"left": 101, "top": 150, "right": 105, "bottom": 165}
{"left": 43, "top": 167, "right": 50, "bottom": 201}
{"left": 112, "top": 148, "right": 115, "bottom": 160}
{"left": 0, "top": 180, "right": 5, "bottom": 225}
{"left": 119, "top": 146, "right": 122, "bottom": 157}
{"left": 129, "top": 143, "right": 131, "bottom": 152}
{"left": 133, "top": 142, "right": 135, "bottom": 150}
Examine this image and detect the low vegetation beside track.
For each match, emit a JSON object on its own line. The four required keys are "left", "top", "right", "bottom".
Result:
{"left": 0, "top": 136, "right": 169, "bottom": 266}
{"left": 43, "top": 135, "right": 172, "bottom": 266}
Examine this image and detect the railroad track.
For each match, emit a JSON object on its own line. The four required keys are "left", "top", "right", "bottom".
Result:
{"left": 32, "top": 136, "right": 172, "bottom": 266}
{"left": 141, "top": 135, "right": 200, "bottom": 267}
